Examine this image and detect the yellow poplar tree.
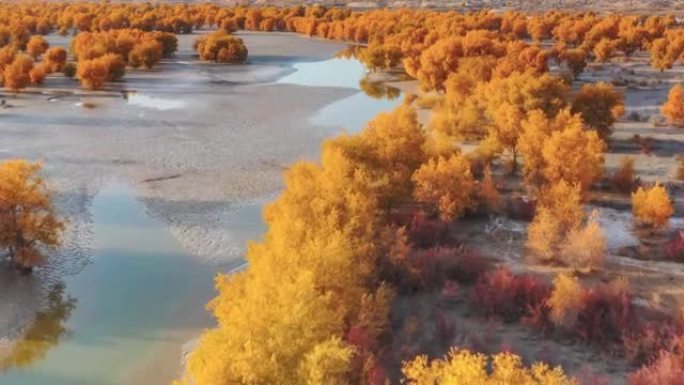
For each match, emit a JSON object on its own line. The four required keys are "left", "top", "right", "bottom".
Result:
{"left": 632, "top": 183, "right": 674, "bottom": 228}
{"left": 541, "top": 119, "right": 606, "bottom": 192}
{"left": 411, "top": 153, "right": 476, "bottom": 221}
{"left": 402, "top": 348, "right": 577, "bottom": 385}
{"left": 527, "top": 180, "right": 584, "bottom": 261}
{"left": 0, "top": 160, "right": 64, "bottom": 273}
{"left": 661, "top": 84, "right": 684, "bottom": 127}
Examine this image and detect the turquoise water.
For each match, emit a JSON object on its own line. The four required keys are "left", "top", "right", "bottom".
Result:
{"left": 0, "top": 183, "right": 216, "bottom": 385}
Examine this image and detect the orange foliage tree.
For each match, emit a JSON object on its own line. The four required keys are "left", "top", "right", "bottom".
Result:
{"left": 194, "top": 29, "right": 248, "bottom": 63}
{"left": 3, "top": 54, "right": 33, "bottom": 92}
{"left": 661, "top": 84, "right": 684, "bottom": 127}
{"left": 527, "top": 180, "right": 585, "bottom": 262}
{"left": 43, "top": 46, "right": 68, "bottom": 72}
{"left": 571, "top": 81, "right": 625, "bottom": 139}
{"left": 0, "top": 160, "right": 64, "bottom": 274}
{"left": 632, "top": 183, "right": 673, "bottom": 229}
{"left": 411, "top": 153, "right": 476, "bottom": 221}
{"left": 26, "top": 35, "right": 49, "bottom": 59}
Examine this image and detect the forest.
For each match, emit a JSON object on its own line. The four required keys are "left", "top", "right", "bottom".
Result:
{"left": 0, "top": 2, "right": 682, "bottom": 385}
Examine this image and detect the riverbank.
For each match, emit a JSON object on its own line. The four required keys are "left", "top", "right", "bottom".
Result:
{"left": 0, "top": 30, "right": 406, "bottom": 383}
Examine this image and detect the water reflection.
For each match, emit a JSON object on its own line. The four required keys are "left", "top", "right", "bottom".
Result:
{"left": 276, "top": 54, "right": 404, "bottom": 132}
{"left": 359, "top": 78, "right": 401, "bottom": 100}
{"left": 0, "top": 283, "right": 76, "bottom": 372}
{"left": 0, "top": 182, "right": 216, "bottom": 385}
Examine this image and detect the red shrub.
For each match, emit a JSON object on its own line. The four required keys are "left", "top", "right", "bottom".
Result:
{"left": 575, "top": 281, "right": 635, "bottom": 347}
{"left": 407, "top": 211, "right": 451, "bottom": 248}
{"left": 665, "top": 231, "right": 684, "bottom": 261}
{"left": 446, "top": 246, "right": 490, "bottom": 285}
{"left": 629, "top": 351, "right": 684, "bottom": 385}
{"left": 522, "top": 302, "right": 553, "bottom": 335}
{"left": 624, "top": 321, "right": 683, "bottom": 365}
{"left": 471, "top": 267, "right": 551, "bottom": 323}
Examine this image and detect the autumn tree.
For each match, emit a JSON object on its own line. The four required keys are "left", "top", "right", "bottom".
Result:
{"left": 328, "top": 105, "right": 426, "bottom": 207}
{"left": 0, "top": 160, "right": 64, "bottom": 274}
{"left": 541, "top": 118, "right": 606, "bottom": 191}
{"left": 560, "top": 210, "right": 606, "bottom": 271}
{"left": 415, "top": 37, "right": 463, "bottom": 92}
{"left": 3, "top": 55, "right": 33, "bottom": 92}
{"left": 478, "top": 166, "right": 500, "bottom": 213}
{"left": 548, "top": 273, "right": 583, "bottom": 328}
{"left": 76, "top": 57, "right": 108, "bottom": 90}
{"left": 527, "top": 180, "right": 584, "bottom": 262}
{"left": 473, "top": 72, "right": 568, "bottom": 174}
{"left": 402, "top": 348, "right": 577, "bottom": 385}
{"left": 28, "top": 64, "right": 47, "bottom": 85}
{"left": 128, "top": 40, "right": 163, "bottom": 69}
{"left": 610, "top": 156, "right": 637, "bottom": 193}
{"left": 561, "top": 48, "right": 588, "bottom": 78}
{"left": 194, "top": 29, "right": 248, "bottom": 63}
{"left": 43, "top": 46, "right": 68, "bottom": 73}
{"left": 593, "top": 38, "right": 617, "bottom": 62}
{"left": 26, "top": 35, "right": 48, "bottom": 60}
{"left": 661, "top": 84, "right": 684, "bottom": 127}
{"left": 412, "top": 153, "right": 476, "bottom": 221}
{"left": 571, "top": 81, "right": 625, "bottom": 139}
{"left": 632, "top": 183, "right": 673, "bottom": 229}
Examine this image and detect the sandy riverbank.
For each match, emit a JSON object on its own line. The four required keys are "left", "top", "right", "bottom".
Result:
{"left": 0, "top": 30, "right": 361, "bottom": 361}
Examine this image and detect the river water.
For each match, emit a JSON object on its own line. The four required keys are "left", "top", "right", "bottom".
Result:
{"left": 0, "top": 50, "right": 402, "bottom": 383}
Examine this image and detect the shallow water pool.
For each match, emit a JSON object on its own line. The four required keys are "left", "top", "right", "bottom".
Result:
{"left": 0, "top": 183, "right": 216, "bottom": 385}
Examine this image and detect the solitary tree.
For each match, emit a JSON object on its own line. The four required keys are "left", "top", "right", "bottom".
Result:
{"left": 632, "top": 183, "right": 673, "bottom": 229}
{"left": 0, "top": 160, "right": 64, "bottom": 273}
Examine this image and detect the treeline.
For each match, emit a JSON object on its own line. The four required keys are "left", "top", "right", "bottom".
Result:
{"left": 0, "top": 3, "right": 683, "bottom": 91}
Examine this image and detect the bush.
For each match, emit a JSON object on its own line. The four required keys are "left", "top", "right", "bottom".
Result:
{"left": 623, "top": 322, "right": 683, "bottom": 366}
{"left": 560, "top": 210, "right": 606, "bottom": 272}
{"left": 62, "top": 62, "right": 76, "bottom": 78}
{"left": 128, "top": 40, "right": 163, "bottom": 69}
{"left": 406, "top": 211, "right": 451, "bottom": 249}
{"left": 665, "top": 231, "right": 684, "bottom": 261}
{"left": 472, "top": 267, "right": 550, "bottom": 323}
{"left": 611, "top": 156, "right": 638, "bottom": 193}
{"left": 548, "top": 274, "right": 584, "bottom": 329}
{"left": 629, "top": 351, "right": 684, "bottom": 385}
{"left": 575, "top": 279, "right": 634, "bottom": 346}
{"left": 527, "top": 180, "right": 584, "bottom": 262}
{"left": 632, "top": 183, "right": 674, "bottom": 229}
{"left": 194, "top": 29, "right": 248, "bottom": 63}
